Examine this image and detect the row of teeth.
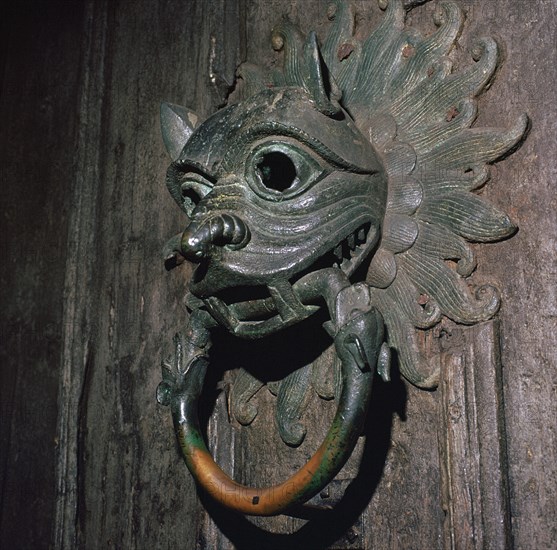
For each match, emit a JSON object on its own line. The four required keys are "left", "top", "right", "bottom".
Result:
{"left": 332, "top": 225, "right": 369, "bottom": 270}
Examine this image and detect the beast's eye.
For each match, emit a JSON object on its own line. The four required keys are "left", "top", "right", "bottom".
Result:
{"left": 246, "top": 141, "right": 328, "bottom": 200}
{"left": 256, "top": 152, "right": 297, "bottom": 192}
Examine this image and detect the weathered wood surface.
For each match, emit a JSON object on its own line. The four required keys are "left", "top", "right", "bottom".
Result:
{"left": 463, "top": 2, "right": 557, "bottom": 548}
{"left": 0, "top": 1, "right": 84, "bottom": 547}
{"left": 438, "top": 320, "right": 511, "bottom": 549}
{"left": 1, "top": 1, "right": 555, "bottom": 549}
{"left": 2, "top": 0, "right": 242, "bottom": 548}
{"left": 52, "top": 1, "right": 243, "bottom": 548}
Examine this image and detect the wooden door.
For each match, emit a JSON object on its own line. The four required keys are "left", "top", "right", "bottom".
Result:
{"left": 1, "top": 1, "right": 555, "bottom": 548}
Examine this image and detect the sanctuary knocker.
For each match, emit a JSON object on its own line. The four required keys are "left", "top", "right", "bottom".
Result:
{"left": 156, "top": 0, "right": 528, "bottom": 517}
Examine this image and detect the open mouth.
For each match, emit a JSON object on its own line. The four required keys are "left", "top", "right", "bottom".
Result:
{"left": 199, "top": 221, "right": 377, "bottom": 338}
{"left": 307, "top": 222, "right": 374, "bottom": 276}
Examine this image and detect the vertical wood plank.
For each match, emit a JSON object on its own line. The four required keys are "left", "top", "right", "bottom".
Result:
{"left": 0, "top": 1, "right": 85, "bottom": 547}
{"left": 463, "top": 1, "right": 557, "bottom": 547}
{"left": 438, "top": 321, "right": 511, "bottom": 549}
{"left": 52, "top": 0, "right": 243, "bottom": 548}
{"left": 54, "top": 1, "right": 109, "bottom": 545}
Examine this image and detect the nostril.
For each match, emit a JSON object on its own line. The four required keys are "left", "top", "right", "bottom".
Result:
{"left": 162, "top": 232, "right": 187, "bottom": 271}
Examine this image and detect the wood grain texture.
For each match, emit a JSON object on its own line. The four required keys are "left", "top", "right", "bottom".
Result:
{"left": 459, "top": 2, "right": 557, "bottom": 548}
{"left": 438, "top": 320, "right": 511, "bottom": 549}
{"left": 49, "top": 0, "right": 242, "bottom": 547}
{"left": 0, "top": 1, "right": 84, "bottom": 547}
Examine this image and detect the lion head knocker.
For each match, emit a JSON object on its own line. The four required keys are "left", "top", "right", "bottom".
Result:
{"left": 156, "top": 0, "right": 527, "bottom": 517}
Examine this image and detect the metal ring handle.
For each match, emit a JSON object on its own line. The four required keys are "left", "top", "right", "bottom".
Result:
{"left": 158, "top": 283, "right": 384, "bottom": 516}
{"left": 178, "top": 347, "right": 371, "bottom": 515}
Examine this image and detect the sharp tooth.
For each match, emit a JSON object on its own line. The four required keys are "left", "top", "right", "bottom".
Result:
{"left": 357, "top": 227, "right": 366, "bottom": 243}
{"left": 334, "top": 244, "right": 343, "bottom": 261}
{"left": 347, "top": 233, "right": 356, "bottom": 250}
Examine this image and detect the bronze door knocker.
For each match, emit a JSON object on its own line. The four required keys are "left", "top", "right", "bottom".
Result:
{"left": 156, "top": 0, "right": 528, "bottom": 517}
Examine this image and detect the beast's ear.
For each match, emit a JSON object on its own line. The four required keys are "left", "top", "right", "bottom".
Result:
{"left": 160, "top": 102, "right": 201, "bottom": 160}
{"left": 303, "top": 31, "right": 342, "bottom": 117}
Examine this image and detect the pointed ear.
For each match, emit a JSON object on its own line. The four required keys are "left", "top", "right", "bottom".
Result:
{"left": 303, "top": 31, "right": 342, "bottom": 117}
{"left": 160, "top": 102, "right": 201, "bottom": 160}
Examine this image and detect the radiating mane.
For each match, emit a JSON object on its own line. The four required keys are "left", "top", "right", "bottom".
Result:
{"left": 228, "top": 0, "right": 527, "bottom": 444}
{"left": 235, "top": 0, "right": 527, "bottom": 389}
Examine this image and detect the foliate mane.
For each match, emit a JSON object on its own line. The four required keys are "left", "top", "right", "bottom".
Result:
{"left": 235, "top": 0, "right": 527, "bottom": 390}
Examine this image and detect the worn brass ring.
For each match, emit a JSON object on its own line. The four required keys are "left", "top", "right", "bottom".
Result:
{"left": 170, "top": 345, "right": 373, "bottom": 516}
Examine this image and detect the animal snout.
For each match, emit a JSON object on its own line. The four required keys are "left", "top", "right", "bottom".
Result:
{"left": 180, "top": 213, "right": 250, "bottom": 262}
